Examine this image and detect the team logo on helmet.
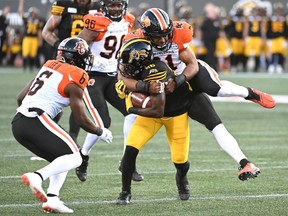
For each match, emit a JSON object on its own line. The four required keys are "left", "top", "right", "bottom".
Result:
{"left": 128, "top": 49, "right": 149, "bottom": 63}
{"left": 142, "top": 16, "right": 151, "bottom": 27}
{"left": 74, "top": 41, "right": 86, "bottom": 55}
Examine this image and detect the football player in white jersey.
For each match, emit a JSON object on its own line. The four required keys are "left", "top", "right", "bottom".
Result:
{"left": 12, "top": 37, "right": 113, "bottom": 213}
{"left": 76, "top": 0, "right": 143, "bottom": 182}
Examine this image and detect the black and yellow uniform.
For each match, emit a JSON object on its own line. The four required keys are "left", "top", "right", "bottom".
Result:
{"left": 227, "top": 14, "right": 246, "bottom": 70}
{"left": 266, "top": 14, "right": 287, "bottom": 69}
{"left": 51, "top": 1, "right": 99, "bottom": 41}
{"left": 126, "top": 59, "right": 191, "bottom": 156}
{"left": 243, "top": 14, "right": 265, "bottom": 71}
{"left": 121, "top": 59, "right": 192, "bottom": 198}
{"left": 22, "top": 16, "right": 44, "bottom": 70}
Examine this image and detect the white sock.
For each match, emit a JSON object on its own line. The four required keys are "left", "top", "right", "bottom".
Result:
{"left": 217, "top": 80, "right": 249, "bottom": 98}
{"left": 37, "top": 152, "right": 82, "bottom": 180}
{"left": 81, "top": 133, "right": 100, "bottom": 155}
{"left": 123, "top": 114, "right": 137, "bottom": 155}
{"left": 211, "top": 124, "right": 247, "bottom": 164}
{"left": 46, "top": 172, "right": 68, "bottom": 196}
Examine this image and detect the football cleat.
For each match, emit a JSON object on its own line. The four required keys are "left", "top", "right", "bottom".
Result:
{"left": 238, "top": 162, "right": 261, "bottom": 181}
{"left": 116, "top": 191, "right": 132, "bottom": 205}
{"left": 42, "top": 196, "right": 73, "bottom": 213}
{"left": 76, "top": 155, "right": 89, "bottom": 182}
{"left": 21, "top": 172, "right": 47, "bottom": 203}
{"left": 176, "top": 173, "right": 190, "bottom": 200}
{"left": 246, "top": 88, "right": 276, "bottom": 109}
{"left": 118, "top": 164, "right": 144, "bottom": 182}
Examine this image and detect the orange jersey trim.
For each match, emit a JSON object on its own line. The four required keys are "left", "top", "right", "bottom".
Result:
{"left": 83, "top": 13, "right": 112, "bottom": 32}
{"left": 123, "top": 21, "right": 193, "bottom": 51}
{"left": 44, "top": 60, "right": 89, "bottom": 97}
{"left": 172, "top": 21, "right": 193, "bottom": 51}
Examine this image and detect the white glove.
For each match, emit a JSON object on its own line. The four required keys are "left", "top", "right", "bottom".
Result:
{"left": 99, "top": 128, "right": 113, "bottom": 143}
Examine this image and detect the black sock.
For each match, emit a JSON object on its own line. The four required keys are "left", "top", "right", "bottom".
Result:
{"left": 34, "top": 171, "right": 44, "bottom": 181}
{"left": 239, "top": 159, "right": 250, "bottom": 168}
{"left": 47, "top": 193, "right": 57, "bottom": 197}
{"left": 245, "top": 87, "right": 260, "bottom": 101}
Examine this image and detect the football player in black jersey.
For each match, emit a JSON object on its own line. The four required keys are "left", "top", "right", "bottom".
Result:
{"left": 42, "top": 0, "right": 100, "bottom": 55}
{"left": 116, "top": 38, "right": 193, "bottom": 204}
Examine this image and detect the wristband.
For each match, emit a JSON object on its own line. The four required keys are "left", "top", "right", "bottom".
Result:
{"left": 136, "top": 81, "right": 150, "bottom": 93}
{"left": 174, "top": 74, "right": 186, "bottom": 88}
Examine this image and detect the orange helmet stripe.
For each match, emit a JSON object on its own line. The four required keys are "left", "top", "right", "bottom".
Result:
{"left": 150, "top": 8, "right": 168, "bottom": 30}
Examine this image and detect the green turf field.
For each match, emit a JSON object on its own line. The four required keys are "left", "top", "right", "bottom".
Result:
{"left": 0, "top": 68, "right": 287, "bottom": 216}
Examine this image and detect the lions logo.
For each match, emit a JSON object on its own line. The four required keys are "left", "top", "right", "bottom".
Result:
{"left": 74, "top": 41, "right": 86, "bottom": 55}
{"left": 128, "top": 49, "right": 148, "bottom": 63}
{"left": 142, "top": 16, "right": 151, "bottom": 27}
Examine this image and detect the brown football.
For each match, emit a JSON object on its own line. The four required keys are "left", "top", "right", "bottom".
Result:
{"left": 131, "top": 92, "right": 152, "bottom": 108}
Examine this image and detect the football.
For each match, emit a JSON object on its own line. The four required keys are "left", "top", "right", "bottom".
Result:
{"left": 131, "top": 92, "right": 152, "bottom": 108}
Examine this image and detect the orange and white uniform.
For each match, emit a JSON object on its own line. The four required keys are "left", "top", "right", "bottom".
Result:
{"left": 83, "top": 12, "right": 135, "bottom": 73}
{"left": 124, "top": 21, "right": 193, "bottom": 75}
{"left": 17, "top": 60, "right": 88, "bottom": 119}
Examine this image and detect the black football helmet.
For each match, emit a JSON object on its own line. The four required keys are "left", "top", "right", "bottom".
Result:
{"left": 57, "top": 37, "right": 94, "bottom": 71}
{"left": 100, "top": 0, "right": 128, "bottom": 21}
{"left": 140, "top": 8, "right": 173, "bottom": 50}
{"left": 118, "top": 38, "right": 153, "bottom": 78}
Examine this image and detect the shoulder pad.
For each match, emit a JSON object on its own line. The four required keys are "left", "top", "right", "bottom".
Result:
{"left": 172, "top": 21, "right": 193, "bottom": 51}
{"left": 123, "top": 29, "right": 144, "bottom": 43}
{"left": 83, "top": 13, "right": 111, "bottom": 31}
{"left": 69, "top": 68, "right": 89, "bottom": 89}
{"left": 124, "top": 13, "right": 136, "bottom": 26}
{"left": 51, "top": 1, "right": 74, "bottom": 16}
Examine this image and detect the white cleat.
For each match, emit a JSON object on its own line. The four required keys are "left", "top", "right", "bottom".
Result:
{"left": 42, "top": 197, "right": 74, "bottom": 214}
{"left": 21, "top": 172, "right": 47, "bottom": 203}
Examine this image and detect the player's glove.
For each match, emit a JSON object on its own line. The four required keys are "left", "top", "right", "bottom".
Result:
{"left": 115, "top": 80, "right": 127, "bottom": 99}
{"left": 99, "top": 128, "right": 113, "bottom": 143}
{"left": 125, "top": 92, "right": 133, "bottom": 113}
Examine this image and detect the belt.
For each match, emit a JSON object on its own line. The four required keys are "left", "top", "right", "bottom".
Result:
{"left": 28, "top": 107, "right": 44, "bottom": 115}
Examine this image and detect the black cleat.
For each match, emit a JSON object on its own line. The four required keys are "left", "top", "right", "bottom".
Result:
{"left": 176, "top": 173, "right": 190, "bottom": 200}
{"left": 76, "top": 155, "right": 89, "bottom": 182}
{"left": 118, "top": 164, "right": 144, "bottom": 182}
{"left": 116, "top": 191, "right": 131, "bottom": 205}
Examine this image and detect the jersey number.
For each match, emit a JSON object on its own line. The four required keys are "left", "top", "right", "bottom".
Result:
{"left": 154, "top": 55, "right": 177, "bottom": 71}
{"left": 100, "top": 35, "right": 125, "bottom": 59}
{"left": 28, "top": 71, "right": 53, "bottom": 96}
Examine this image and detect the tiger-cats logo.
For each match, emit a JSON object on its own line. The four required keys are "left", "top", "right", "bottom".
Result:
{"left": 128, "top": 49, "right": 149, "bottom": 63}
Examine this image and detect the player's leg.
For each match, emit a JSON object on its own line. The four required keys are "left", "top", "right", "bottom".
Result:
{"left": 164, "top": 113, "right": 190, "bottom": 200}
{"left": 106, "top": 76, "right": 144, "bottom": 182}
{"left": 192, "top": 60, "right": 275, "bottom": 108}
{"left": 12, "top": 112, "right": 82, "bottom": 211}
{"left": 117, "top": 116, "right": 162, "bottom": 205}
{"left": 75, "top": 74, "right": 109, "bottom": 182}
{"left": 187, "top": 92, "right": 260, "bottom": 180}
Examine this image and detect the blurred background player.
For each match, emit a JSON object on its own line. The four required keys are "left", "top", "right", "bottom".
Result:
{"left": 266, "top": 2, "right": 287, "bottom": 74}
{"left": 226, "top": 8, "right": 247, "bottom": 72}
{"left": 12, "top": 37, "right": 113, "bottom": 213}
{"left": 18, "top": 0, "right": 43, "bottom": 72}
{"left": 0, "top": 6, "right": 10, "bottom": 65}
{"left": 243, "top": 6, "right": 266, "bottom": 72}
